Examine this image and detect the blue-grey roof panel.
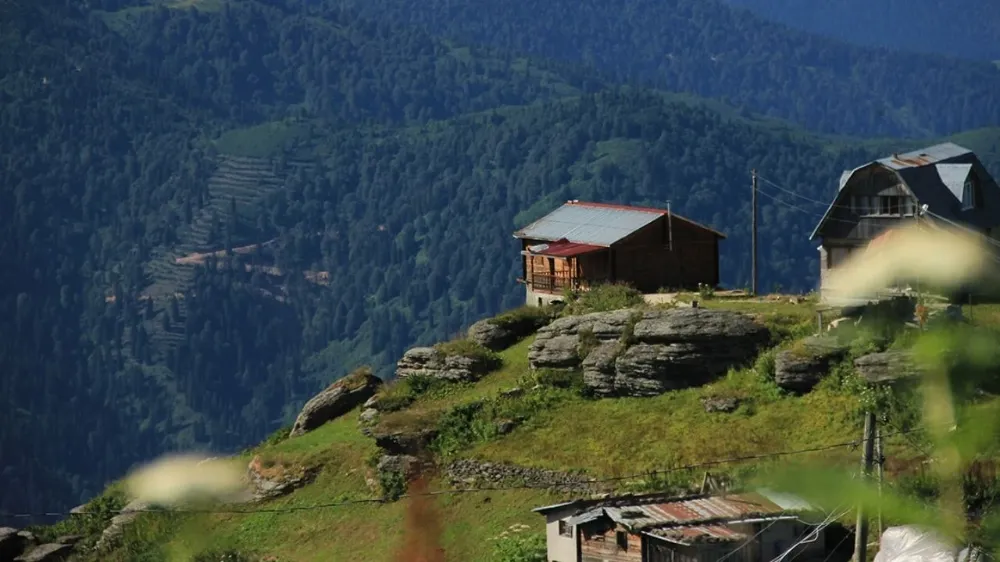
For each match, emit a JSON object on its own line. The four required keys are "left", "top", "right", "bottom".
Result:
{"left": 936, "top": 163, "right": 972, "bottom": 202}
{"left": 515, "top": 204, "right": 663, "bottom": 246}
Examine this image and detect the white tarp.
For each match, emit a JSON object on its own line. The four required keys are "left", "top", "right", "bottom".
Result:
{"left": 873, "top": 525, "right": 980, "bottom": 562}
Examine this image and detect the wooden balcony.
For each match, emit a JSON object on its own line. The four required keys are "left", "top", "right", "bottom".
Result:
{"left": 529, "top": 271, "right": 578, "bottom": 293}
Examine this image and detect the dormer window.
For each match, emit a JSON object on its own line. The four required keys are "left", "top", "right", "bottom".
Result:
{"left": 963, "top": 174, "right": 979, "bottom": 210}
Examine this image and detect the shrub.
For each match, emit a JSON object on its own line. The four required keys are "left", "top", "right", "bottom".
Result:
{"left": 698, "top": 283, "right": 716, "bottom": 300}
{"left": 577, "top": 326, "right": 600, "bottom": 358}
{"left": 490, "top": 305, "right": 554, "bottom": 331}
{"left": 491, "top": 529, "right": 546, "bottom": 562}
{"left": 435, "top": 338, "right": 502, "bottom": 368}
{"left": 378, "top": 469, "right": 407, "bottom": 501}
{"left": 563, "top": 282, "right": 644, "bottom": 315}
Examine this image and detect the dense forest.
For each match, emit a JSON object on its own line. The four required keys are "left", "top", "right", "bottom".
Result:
{"left": 721, "top": 0, "right": 1000, "bottom": 62}
{"left": 2, "top": 0, "right": 1000, "bottom": 524}
{"left": 336, "top": 0, "right": 1000, "bottom": 137}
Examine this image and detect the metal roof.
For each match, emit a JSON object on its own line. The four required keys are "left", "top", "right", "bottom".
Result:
{"left": 810, "top": 142, "right": 1000, "bottom": 241}
{"left": 514, "top": 201, "right": 724, "bottom": 247}
{"left": 525, "top": 239, "right": 605, "bottom": 258}
{"left": 877, "top": 143, "right": 972, "bottom": 170}
{"left": 645, "top": 524, "right": 749, "bottom": 545}
{"left": 562, "top": 491, "right": 812, "bottom": 532}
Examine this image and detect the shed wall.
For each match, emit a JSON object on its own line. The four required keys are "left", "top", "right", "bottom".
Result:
{"left": 580, "top": 520, "right": 643, "bottom": 562}
{"left": 612, "top": 216, "right": 720, "bottom": 292}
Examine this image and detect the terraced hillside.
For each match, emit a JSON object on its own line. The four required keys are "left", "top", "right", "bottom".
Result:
{"left": 138, "top": 153, "right": 312, "bottom": 355}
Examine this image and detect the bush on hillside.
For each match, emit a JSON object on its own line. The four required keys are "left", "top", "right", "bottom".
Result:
{"left": 562, "top": 282, "right": 644, "bottom": 315}
{"left": 434, "top": 338, "right": 502, "bottom": 368}
{"left": 489, "top": 305, "right": 555, "bottom": 330}
{"left": 491, "top": 527, "right": 546, "bottom": 562}
{"left": 376, "top": 374, "right": 459, "bottom": 413}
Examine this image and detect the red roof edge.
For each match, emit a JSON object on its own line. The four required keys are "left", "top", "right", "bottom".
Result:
{"left": 527, "top": 238, "right": 605, "bottom": 257}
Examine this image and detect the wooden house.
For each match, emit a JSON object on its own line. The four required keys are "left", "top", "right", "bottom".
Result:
{"left": 810, "top": 142, "right": 1000, "bottom": 302}
{"left": 514, "top": 201, "right": 725, "bottom": 306}
{"left": 533, "top": 490, "right": 830, "bottom": 562}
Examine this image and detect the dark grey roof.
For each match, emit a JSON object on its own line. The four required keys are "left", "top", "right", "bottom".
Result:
{"left": 810, "top": 143, "right": 1000, "bottom": 240}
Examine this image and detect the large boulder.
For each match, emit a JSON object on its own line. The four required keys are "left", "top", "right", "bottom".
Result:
{"left": 774, "top": 336, "right": 850, "bottom": 394}
{"left": 95, "top": 499, "right": 151, "bottom": 552}
{"left": 395, "top": 347, "right": 496, "bottom": 382}
{"left": 12, "top": 544, "right": 72, "bottom": 562}
{"left": 854, "top": 351, "right": 923, "bottom": 385}
{"left": 536, "top": 308, "right": 770, "bottom": 397}
{"left": 467, "top": 310, "right": 552, "bottom": 351}
{"left": 246, "top": 455, "right": 317, "bottom": 501}
{"left": 529, "top": 309, "right": 641, "bottom": 369}
{"left": 1, "top": 527, "right": 29, "bottom": 562}
{"left": 289, "top": 369, "right": 383, "bottom": 437}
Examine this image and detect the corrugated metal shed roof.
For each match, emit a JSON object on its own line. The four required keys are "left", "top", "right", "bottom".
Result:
{"left": 514, "top": 201, "right": 725, "bottom": 246}
{"left": 515, "top": 202, "right": 664, "bottom": 246}
{"left": 563, "top": 490, "right": 811, "bottom": 531}
{"left": 645, "top": 524, "right": 749, "bottom": 545}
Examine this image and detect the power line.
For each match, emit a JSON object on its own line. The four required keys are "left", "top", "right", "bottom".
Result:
{"left": 0, "top": 428, "right": 931, "bottom": 520}
{"left": 756, "top": 174, "right": 841, "bottom": 208}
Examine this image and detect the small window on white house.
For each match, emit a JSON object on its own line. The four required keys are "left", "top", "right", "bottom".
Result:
{"left": 963, "top": 176, "right": 978, "bottom": 210}
{"left": 558, "top": 520, "right": 573, "bottom": 538}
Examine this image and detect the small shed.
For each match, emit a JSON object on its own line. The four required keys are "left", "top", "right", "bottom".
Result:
{"left": 533, "top": 490, "right": 828, "bottom": 562}
{"left": 514, "top": 201, "right": 725, "bottom": 306}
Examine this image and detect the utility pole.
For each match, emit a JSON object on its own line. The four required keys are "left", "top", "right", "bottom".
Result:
{"left": 751, "top": 169, "right": 758, "bottom": 296}
{"left": 875, "top": 424, "right": 884, "bottom": 541}
{"left": 854, "top": 412, "right": 877, "bottom": 562}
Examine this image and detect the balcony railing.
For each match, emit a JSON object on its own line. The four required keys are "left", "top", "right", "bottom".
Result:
{"left": 530, "top": 272, "right": 577, "bottom": 293}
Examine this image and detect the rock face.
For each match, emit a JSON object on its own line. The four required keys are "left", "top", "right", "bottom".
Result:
{"left": 13, "top": 543, "right": 73, "bottom": 562}
{"left": 372, "top": 428, "right": 439, "bottom": 456}
{"left": 854, "top": 351, "right": 922, "bottom": 384}
{"left": 395, "top": 347, "right": 495, "bottom": 382}
{"left": 376, "top": 454, "right": 427, "bottom": 481}
{"left": 246, "top": 455, "right": 317, "bottom": 501}
{"left": 1, "top": 527, "right": 29, "bottom": 562}
{"left": 289, "top": 370, "right": 383, "bottom": 437}
{"left": 467, "top": 312, "right": 552, "bottom": 351}
{"left": 774, "top": 336, "right": 850, "bottom": 393}
{"left": 95, "top": 499, "right": 151, "bottom": 551}
{"left": 532, "top": 308, "right": 770, "bottom": 397}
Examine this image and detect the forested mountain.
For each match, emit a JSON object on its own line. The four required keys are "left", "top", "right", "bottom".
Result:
{"left": 3, "top": 0, "right": 1000, "bottom": 526}
{"left": 335, "top": 0, "right": 1000, "bottom": 138}
{"left": 0, "top": 0, "right": 602, "bottom": 522}
{"left": 721, "top": 0, "right": 1000, "bottom": 62}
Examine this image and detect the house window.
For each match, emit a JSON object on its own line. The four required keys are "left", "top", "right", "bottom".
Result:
{"left": 558, "top": 520, "right": 573, "bottom": 538}
{"left": 616, "top": 531, "right": 628, "bottom": 551}
{"left": 963, "top": 175, "right": 978, "bottom": 210}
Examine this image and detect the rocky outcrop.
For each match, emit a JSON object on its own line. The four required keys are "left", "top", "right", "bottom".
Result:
{"left": 372, "top": 428, "right": 439, "bottom": 456}
{"left": 1, "top": 527, "right": 30, "bottom": 562}
{"left": 395, "top": 347, "right": 497, "bottom": 382}
{"left": 289, "top": 369, "right": 383, "bottom": 437}
{"left": 95, "top": 500, "right": 151, "bottom": 551}
{"left": 535, "top": 308, "right": 770, "bottom": 397}
{"left": 854, "top": 351, "right": 922, "bottom": 385}
{"left": 445, "top": 459, "right": 601, "bottom": 493}
{"left": 774, "top": 336, "right": 850, "bottom": 393}
{"left": 701, "top": 396, "right": 741, "bottom": 413}
{"left": 246, "top": 455, "right": 317, "bottom": 501}
{"left": 468, "top": 312, "right": 552, "bottom": 351}
{"left": 376, "top": 454, "right": 428, "bottom": 482}
{"left": 12, "top": 543, "right": 72, "bottom": 562}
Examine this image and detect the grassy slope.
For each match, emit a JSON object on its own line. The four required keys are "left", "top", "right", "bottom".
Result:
{"left": 66, "top": 295, "right": 963, "bottom": 562}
